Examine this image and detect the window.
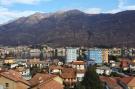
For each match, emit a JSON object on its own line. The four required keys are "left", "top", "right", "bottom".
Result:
{"left": 5, "top": 83, "right": 9, "bottom": 87}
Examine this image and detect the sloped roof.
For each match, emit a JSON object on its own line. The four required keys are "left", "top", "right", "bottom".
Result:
{"left": 100, "top": 76, "right": 123, "bottom": 89}
{"left": 49, "top": 65, "right": 63, "bottom": 70}
{"left": 127, "top": 77, "right": 135, "bottom": 87}
{"left": 37, "top": 79, "right": 64, "bottom": 89}
{"left": 29, "top": 73, "right": 57, "bottom": 87}
{"left": 72, "top": 61, "right": 86, "bottom": 65}
{"left": 61, "top": 68, "right": 76, "bottom": 79}
{"left": 0, "top": 70, "right": 30, "bottom": 86}
{"left": 119, "top": 77, "right": 133, "bottom": 84}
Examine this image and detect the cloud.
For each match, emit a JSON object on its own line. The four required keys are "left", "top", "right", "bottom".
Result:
{"left": 83, "top": 0, "right": 133, "bottom": 14}
{"left": 0, "top": 0, "right": 52, "bottom": 24}
{"left": 0, "top": 0, "right": 52, "bottom": 5}
{"left": 83, "top": 0, "right": 135, "bottom": 14}
{"left": 0, "top": 7, "right": 39, "bottom": 24}
{"left": 84, "top": 8, "right": 102, "bottom": 14}
{"left": 106, "top": 0, "right": 135, "bottom": 13}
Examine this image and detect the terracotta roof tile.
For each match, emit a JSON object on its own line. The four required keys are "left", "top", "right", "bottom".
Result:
{"left": 29, "top": 73, "right": 57, "bottom": 87}
{"left": 100, "top": 76, "right": 122, "bottom": 89}
{"left": 72, "top": 61, "right": 86, "bottom": 65}
{"left": 49, "top": 65, "right": 63, "bottom": 70}
{"left": 37, "top": 79, "right": 64, "bottom": 89}
{"left": 0, "top": 70, "right": 30, "bottom": 86}
{"left": 119, "top": 77, "right": 133, "bottom": 84}
{"left": 61, "top": 68, "right": 76, "bottom": 79}
{"left": 127, "top": 77, "right": 135, "bottom": 87}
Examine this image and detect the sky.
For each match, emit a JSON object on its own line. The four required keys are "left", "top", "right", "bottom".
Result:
{"left": 0, "top": 0, "right": 135, "bottom": 24}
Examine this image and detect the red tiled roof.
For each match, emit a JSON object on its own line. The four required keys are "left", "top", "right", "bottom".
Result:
{"left": 37, "top": 79, "right": 64, "bottom": 89}
{"left": 49, "top": 65, "right": 63, "bottom": 70}
{"left": 61, "top": 68, "right": 76, "bottom": 79}
{"left": 119, "top": 77, "right": 133, "bottom": 84}
{"left": 72, "top": 61, "right": 86, "bottom": 65}
{"left": 0, "top": 70, "right": 30, "bottom": 86}
{"left": 29, "top": 73, "right": 57, "bottom": 87}
{"left": 120, "top": 60, "right": 130, "bottom": 67}
{"left": 100, "top": 76, "right": 123, "bottom": 89}
{"left": 128, "top": 77, "right": 135, "bottom": 87}
{"left": 118, "top": 77, "right": 135, "bottom": 87}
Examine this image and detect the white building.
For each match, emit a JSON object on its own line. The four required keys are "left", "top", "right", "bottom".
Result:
{"left": 130, "top": 63, "right": 135, "bottom": 71}
{"left": 110, "top": 60, "right": 116, "bottom": 67}
{"left": 96, "top": 66, "right": 112, "bottom": 75}
{"left": 30, "top": 49, "right": 41, "bottom": 57}
{"left": 66, "top": 48, "right": 78, "bottom": 63}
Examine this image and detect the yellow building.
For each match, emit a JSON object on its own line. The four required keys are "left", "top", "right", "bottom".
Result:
{"left": 131, "top": 58, "right": 135, "bottom": 63}
{"left": 4, "top": 57, "right": 15, "bottom": 64}
{"left": 0, "top": 70, "right": 63, "bottom": 89}
{"left": 102, "top": 49, "right": 109, "bottom": 63}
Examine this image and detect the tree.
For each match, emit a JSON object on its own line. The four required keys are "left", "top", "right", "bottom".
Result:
{"left": 81, "top": 66, "right": 103, "bottom": 89}
{"left": 77, "top": 55, "right": 84, "bottom": 61}
{"left": 74, "top": 82, "right": 85, "bottom": 89}
{"left": 40, "top": 49, "right": 44, "bottom": 61}
{"left": 109, "top": 55, "right": 119, "bottom": 62}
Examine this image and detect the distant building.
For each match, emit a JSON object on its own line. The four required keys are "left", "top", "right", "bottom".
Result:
{"left": 96, "top": 66, "right": 112, "bottom": 75}
{"left": 14, "top": 67, "right": 31, "bottom": 80}
{"left": 49, "top": 65, "right": 63, "bottom": 75}
{"left": 130, "top": 62, "right": 135, "bottom": 72}
{"left": 30, "top": 49, "right": 41, "bottom": 58}
{"left": 72, "top": 61, "right": 86, "bottom": 82}
{"left": 4, "top": 57, "right": 16, "bottom": 64}
{"left": 121, "top": 48, "right": 135, "bottom": 57}
{"left": 109, "top": 48, "right": 122, "bottom": 56}
{"left": 131, "top": 48, "right": 135, "bottom": 57}
{"left": 26, "top": 58, "right": 50, "bottom": 68}
{"left": 87, "top": 48, "right": 108, "bottom": 64}
{"left": 120, "top": 59, "right": 130, "bottom": 71}
{"left": 61, "top": 68, "right": 77, "bottom": 88}
{"left": 129, "top": 58, "right": 135, "bottom": 72}
{"left": 109, "top": 60, "right": 116, "bottom": 67}
{"left": 3, "top": 57, "right": 17, "bottom": 68}
{"left": 102, "top": 49, "right": 109, "bottom": 63}
{"left": 87, "top": 48, "right": 102, "bottom": 64}
{"left": 56, "top": 48, "right": 66, "bottom": 57}
{"left": 66, "top": 48, "right": 78, "bottom": 63}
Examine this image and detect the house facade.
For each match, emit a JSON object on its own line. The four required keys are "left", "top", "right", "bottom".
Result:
{"left": 72, "top": 61, "right": 86, "bottom": 82}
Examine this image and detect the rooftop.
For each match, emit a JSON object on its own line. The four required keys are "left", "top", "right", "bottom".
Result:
{"left": 0, "top": 70, "right": 30, "bottom": 86}
{"left": 29, "top": 73, "right": 57, "bottom": 87}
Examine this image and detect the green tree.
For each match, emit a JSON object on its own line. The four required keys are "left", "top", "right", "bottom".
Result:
{"left": 74, "top": 82, "right": 85, "bottom": 89}
{"left": 81, "top": 66, "right": 103, "bottom": 89}
{"left": 109, "top": 55, "right": 119, "bottom": 62}
{"left": 40, "top": 49, "right": 44, "bottom": 61}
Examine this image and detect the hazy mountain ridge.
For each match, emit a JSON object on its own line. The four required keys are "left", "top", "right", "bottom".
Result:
{"left": 0, "top": 10, "right": 135, "bottom": 47}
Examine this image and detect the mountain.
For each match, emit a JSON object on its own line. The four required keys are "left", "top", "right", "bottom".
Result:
{"left": 0, "top": 10, "right": 135, "bottom": 47}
